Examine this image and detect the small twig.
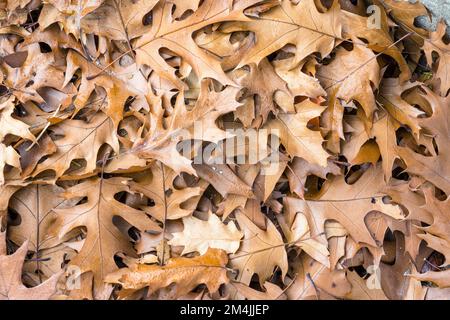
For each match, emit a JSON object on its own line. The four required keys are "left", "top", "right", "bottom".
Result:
{"left": 159, "top": 161, "right": 169, "bottom": 266}
{"left": 306, "top": 272, "right": 320, "bottom": 300}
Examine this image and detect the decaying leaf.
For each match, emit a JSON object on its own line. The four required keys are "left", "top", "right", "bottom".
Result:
{"left": 51, "top": 177, "right": 161, "bottom": 298}
{"left": 168, "top": 212, "right": 243, "bottom": 255}
{"left": 0, "top": 241, "right": 60, "bottom": 300}
{"left": 0, "top": 0, "right": 448, "bottom": 301}
{"left": 231, "top": 212, "right": 288, "bottom": 285}
{"left": 105, "top": 248, "right": 229, "bottom": 298}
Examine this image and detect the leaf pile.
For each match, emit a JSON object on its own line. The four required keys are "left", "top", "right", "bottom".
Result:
{"left": 0, "top": 0, "right": 450, "bottom": 300}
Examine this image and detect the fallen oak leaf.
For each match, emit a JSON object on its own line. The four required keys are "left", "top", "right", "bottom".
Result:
{"left": 423, "top": 21, "right": 450, "bottom": 96}
{"left": 8, "top": 184, "right": 81, "bottom": 263}
{"left": 193, "top": 163, "right": 254, "bottom": 198}
{"left": 38, "top": 1, "right": 105, "bottom": 38}
{"left": 396, "top": 88, "right": 450, "bottom": 194}
{"left": 50, "top": 177, "right": 161, "bottom": 298}
{"left": 0, "top": 240, "right": 60, "bottom": 300}
{"left": 232, "top": 281, "right": 287, "bottom": 300}
{"left": 232, "top": 58, "right": 290, "bottom": 128}
{"left": 168, "top": 212, "right": 243, "bottom": 255}
{"left": 340, "top": 4, "right": 411, "bottom": 82}
{"left": 380, "top": 0, "right": 429, "bottom": 37}
{"left": 345, "top": 271, "right": 388, "bottom": 300}
{"left": 0, "top": 143, "right": 20, "bottom": 185}
{"left": 264, "top": 99, "right": 329, "bottom": 167}
{"left": 286, "top": 254, "right": 351, "bottom": 300}
{"left": 231, "top": 212, "right": 288, "bottom": 286}
{"left": 133, "top": 0, "right": 262, "bottom": 88}
{"left": 290, "top": 164, "right": 405, "bottom": 247}
{"left": 128, "top": 162, "right": 206, "bottom": 221}
{"left": 285, "top": 158, "right": 341, "bottom": 198}
{"left": 317, "top": 39, "right": 381, "bottom": 119}
{"left": 2, "top": 43, "right": 66, "bottom": 105}
{"left": 278, "top": 198, "right": 330, "bottom": 268}
{"left": 105, "top": 248, "right": 229, "bottom": 298}
{"left": 32, "top": 111, "right": 119, "bottom": 180}
{"left": 63, "top": 50, "right": 137, "bottom": 129}
{"left": 409, "top": 270, "right": 450, "bottom": 289}
{"left": 81, "top": 0, "right": 158, "bottom": 41}
{"left": 416, "top": 188, "right": 450, "bottom": 264}
{"left": 0, "top": 96, "right": 35, "bottom": 142}
{"left": 134, "top": 81, "right": 241, "bottom": 175}
{"left": 222, "top": 0, "right": 342, "bottom": 69}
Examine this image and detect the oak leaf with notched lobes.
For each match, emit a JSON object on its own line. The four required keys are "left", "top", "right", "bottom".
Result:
{"left": 231, "top": 212, "right": 288, "bottom": 285}
{"left": 1, "top": 0, "right": 449, "bottom": 301}
{"left": 410, "top": 270, "right": 450, "bottom": 289}
{"left": 2, "top": 43, "right": 66, "bottom": 104}
{"left": 318, "top": 40, "right": 381, "bottom": 119}
{"left": 0, "top": 241, "right": 60, "bottom": 300}
{"left": 423, "top": 21, "right": 450, "bottom": 96}
{"left": 50, "top": 177, "right": 161, "bottom": 298}
{"left": 381, "top": 0, "right": 429, "bottom": 37}
{"left": 134, "top": 0, "right": 261, "bottom": 88}
{"left": 264, "top": 99, "right": 329, "bottom": 167}
{"left": 396, "top": 88, "right": 450, "bottom": 194}
{"left": 168, "top": 212, "right": 243, "bottom": 255}
{"left": 222, "top": 0, "right": 342, "bottom": 69}
{"left": 193, "top": 163, "right": 254, "bottom": 198}
{"left": 63, "top": 50, "right": 136, "bottom": 129}
{"left": 278, "top": 198, "right": 330, "bottom": 268}
{"left": 233, "top": 281, "right": 286, "bottom": 300}
{"left": 291, "top": 164, "right": 405, "bottom": 247}
{"left": 0, "top": 96, "right": 35, "bottom": 143}
{"left": 416, "top": 188, "right": 450, "bottom": 264}
{"left": 105, "top": 248, "right": 229, "bottom": 299}
{"left": 286, "top": 254, "right": 351, "bottom": 300}
{"left": 32, "top": 111, "right": 119, "bottom": 180}
{"left": 134, "top": 81, "right": 241, "bottom": 175}
{"left": 128, "top": 162, "right": 206, "bottom": 221}
{"left": 8, "top": 184, "right": 79, "bottom": 254}
{"left": 285, "top": 158, "right": 341, "bottom": 198}
{"left": 80, "top": 0, "right": 158, "bottom": 41}
{"left": 38, "top": 1, "right": 105, "bottom": 37}
{"left": 232, "top": 58, "right": 290, "bottom": 128}
{"left": 0, "top": 143, "right": 20, "bottom": 185}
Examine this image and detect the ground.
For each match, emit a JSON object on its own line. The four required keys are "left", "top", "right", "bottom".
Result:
{"left": 418, "top": 0, "right": 450, "bottom": 31}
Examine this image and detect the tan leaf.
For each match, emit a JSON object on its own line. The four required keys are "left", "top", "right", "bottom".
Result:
{"left": 265, "top": 99, "right": 329, "bottom": 167}
{"left": 222, "top": 0, "right": 341, "bottom": 69}
{"left": 346, "top": 271, "right": 388, "bottom": 300}
{"left": 231, "top": 212, "right": 288, "bottom": 285}
{"left": 134, "top": 81, "right": 241, "bottom": 174}
{"left": 0, "top": 241, "right": 60, "bottom": 300}
{"left": 51, "top": 177, "right": 161, "bottom": 298}
{"left": 397, "top": 88, "right": 450, "bottom": 194}
{"left": 32, "top": 111, "right": 119, "bottom": 180}
{"left": 0, "top": 97, "right": 35, "bottom": 142}
{"left": 423, "top": 21, "right": 450, "bottom": 96}
{"left": 8, "top": 184, "right": 78, "bottom": 252}
{"left": 128, "top": 162, "right": 206, "bottom": 221}
{"left": 134, "top": 0, "right": 260, "bottom": 88}
{"left": 232, "top": 58, "right": 290, "bottom": 128}
{"left": 286, "top": 254, "right": 351, "bottom": 300}
{"left": 81, "top": 0, "right": 158, "bottom": 40}
{"left": 0, "top": 143, "right": 20, "bottom": 184}
{"left": 194, "top": 163, "right": 254, "bottom": 198}
{"left": 105, "top": 248, "right": 229, "bottom": 298}
{"left": 168, "top": 212, "right": 243, "bottom": 255}
{"left": 233, "top": 281, "right": 286, "bottom": 300}
{"left": 317, "top": 40, "right": 381, "bottom": 119}
{"left": 290, "top": 164, "right": 404, "bottom": 247}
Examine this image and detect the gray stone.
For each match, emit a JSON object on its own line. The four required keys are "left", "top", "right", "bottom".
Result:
{"left": 417, "top": 0, "right": 450, "bottom": 32}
